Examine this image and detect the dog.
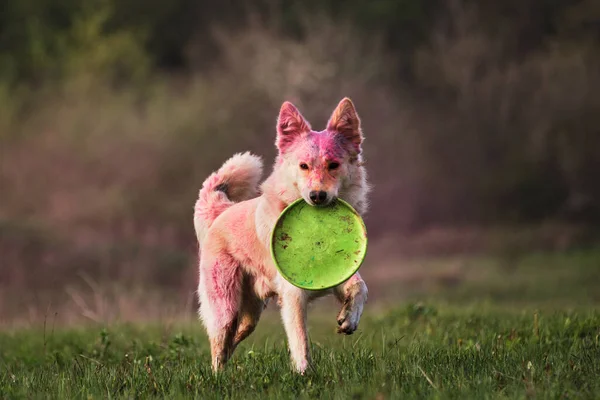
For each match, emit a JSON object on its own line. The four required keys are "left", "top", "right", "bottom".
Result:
{"left": 194, "top": 98, "right": 370, "bottom": 373}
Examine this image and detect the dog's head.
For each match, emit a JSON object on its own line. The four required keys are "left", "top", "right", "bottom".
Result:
{"left": 275, "top": 98, "right": 364, "bottom": 207}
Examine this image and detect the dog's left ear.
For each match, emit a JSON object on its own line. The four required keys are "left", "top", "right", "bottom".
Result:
{"left": 327, "top": 97, "right": 363, "bottom": 153}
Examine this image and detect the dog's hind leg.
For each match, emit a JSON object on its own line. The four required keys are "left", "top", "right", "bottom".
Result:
{"left": 232, "top": 274, "right": 267, "bottom": 350}
{"left": 333, "top": 272, "right": 368, "bottom": 335}
{"left": 198, "top": 253, "right": 242, "bottom": 371}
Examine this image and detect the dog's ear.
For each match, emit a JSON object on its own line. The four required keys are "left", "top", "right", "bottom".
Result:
{"left": 276, "top": 101, "right": 311, "bottom": 152}
{"left": 327, "top": 97, "right": 363, "bottom": 153}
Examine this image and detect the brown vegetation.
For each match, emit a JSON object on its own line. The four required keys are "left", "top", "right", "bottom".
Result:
{"left": 1, "top": 1, "right": 599, "bottom": 325}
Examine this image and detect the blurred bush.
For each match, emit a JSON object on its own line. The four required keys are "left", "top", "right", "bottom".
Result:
{"left": 0, "top": 0, "right": 599, "bottom": 294}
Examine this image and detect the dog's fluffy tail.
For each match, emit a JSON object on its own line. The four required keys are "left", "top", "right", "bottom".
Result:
{"left": 194, "top": 152, "right": 263, "bottom": 245}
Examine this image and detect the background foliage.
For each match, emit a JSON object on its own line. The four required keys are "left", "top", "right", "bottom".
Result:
{"left": 1, "top": 0, "right": 599, "bottom": 320}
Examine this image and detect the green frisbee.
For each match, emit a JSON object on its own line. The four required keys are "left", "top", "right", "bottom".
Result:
{"left": 270, "top": 198, "right": 367, "bottom": 290}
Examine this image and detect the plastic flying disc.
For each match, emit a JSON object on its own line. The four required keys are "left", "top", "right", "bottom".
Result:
{"left": 270, "top": 198, "right": 367, "bottom": 290}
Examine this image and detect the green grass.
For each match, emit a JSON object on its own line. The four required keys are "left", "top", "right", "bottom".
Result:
{"left": 374, "top": 249, "right": 600, "bottom": 307}
{"left": 1, "top": 249, "right": 599, "bottom": 398}
{"left": 1, "top": 304, "right": 599, "bottom": 399}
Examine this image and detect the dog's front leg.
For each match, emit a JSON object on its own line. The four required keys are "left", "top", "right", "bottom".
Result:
{"left": 279, "top": 283, "right": 310, "bottom": 373}
{"left": 334, "top": 272, "right": 368, "bottom": 334}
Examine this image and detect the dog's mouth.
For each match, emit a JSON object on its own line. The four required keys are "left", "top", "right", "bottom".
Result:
{"left": 305, "top": 197, "right": 336, "bottom": 207}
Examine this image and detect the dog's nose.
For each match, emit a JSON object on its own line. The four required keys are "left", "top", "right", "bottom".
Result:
{"left": 309, "top": 190, "right": 328, "bottom": 205}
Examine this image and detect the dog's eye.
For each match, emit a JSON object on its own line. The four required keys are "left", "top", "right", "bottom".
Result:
{"left": 299, "top": 163, "right": 309, "bottom": 170}
{"left": 328, "top": 162, "right": 340, "bottom": 170}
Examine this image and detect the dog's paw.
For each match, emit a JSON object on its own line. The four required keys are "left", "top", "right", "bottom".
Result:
{"left": 292, "top": 358, "right": 311, "bottom": 375}
{"left": 336, "top": 306, "right": 358, "bottom": 335}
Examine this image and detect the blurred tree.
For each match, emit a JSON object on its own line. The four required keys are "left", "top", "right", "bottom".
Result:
{"left": 0, "top": 0, "right": 599, "bottom": 230}
{"left": 0, "top": 0, "right": 149, "bottom": 85}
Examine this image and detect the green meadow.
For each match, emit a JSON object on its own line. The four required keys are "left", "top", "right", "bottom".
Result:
{"left": 2, "top": 250, "right": 599, "bottom": 399}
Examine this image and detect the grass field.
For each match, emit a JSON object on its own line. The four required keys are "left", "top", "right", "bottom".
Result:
{"left": 1, "top": 249, "right": 599, "bottom": 399}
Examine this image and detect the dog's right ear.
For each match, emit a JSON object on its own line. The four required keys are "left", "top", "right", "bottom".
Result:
{"left": 276, "top": 101, "right": 311, "bottom": 152}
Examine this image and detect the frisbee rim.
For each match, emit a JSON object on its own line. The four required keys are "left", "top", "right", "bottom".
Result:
{"left": 270, "top": 198, "right": 368, "bottom": 290}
